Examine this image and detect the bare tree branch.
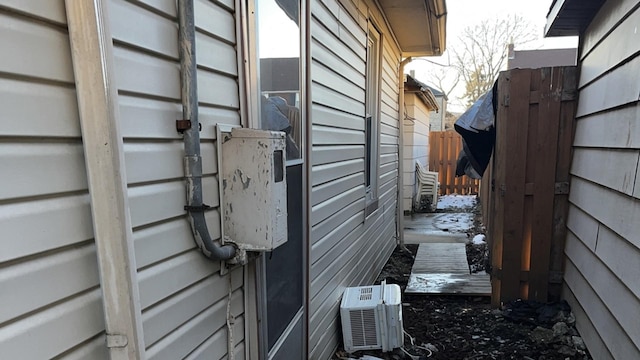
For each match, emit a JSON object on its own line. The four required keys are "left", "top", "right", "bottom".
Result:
{"left": 452, "top": 15, "right": 538, "bottom": 107}
{"left": 425, "top": 65, "right": 460, "bottom": 99}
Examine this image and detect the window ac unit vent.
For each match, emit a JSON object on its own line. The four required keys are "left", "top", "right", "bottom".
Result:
{"left": 340, "top": 281, "right": 403, "bottom": 353}
{"left": 349, "top": 308, "right": 378, "bottom": 347}
{"left": 359, "top": 287, "right": 373, "bottom": 300}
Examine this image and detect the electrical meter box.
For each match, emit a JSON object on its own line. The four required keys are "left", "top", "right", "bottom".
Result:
{"left": 221, "top": 128, "right": 288, "bottom": 251}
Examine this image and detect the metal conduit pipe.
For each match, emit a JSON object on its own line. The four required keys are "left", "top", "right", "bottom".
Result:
{"left": 178, "top": 0, "right": 236, "bottom": 260}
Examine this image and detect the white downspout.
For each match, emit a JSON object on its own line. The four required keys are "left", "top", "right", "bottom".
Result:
{"left": 65, "top": 1, "right": 145, "bottom": 359}
{"left": 397, "top": 56, "right": 413, "bottom": 247}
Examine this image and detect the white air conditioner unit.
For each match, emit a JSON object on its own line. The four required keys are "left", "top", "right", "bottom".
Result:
{"left": 340, "top": 281, "right": 403, "bottom": 353}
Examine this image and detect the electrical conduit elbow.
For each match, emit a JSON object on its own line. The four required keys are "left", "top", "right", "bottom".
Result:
{"left": 178, "top": 0, "right": 236, "bottom": 260}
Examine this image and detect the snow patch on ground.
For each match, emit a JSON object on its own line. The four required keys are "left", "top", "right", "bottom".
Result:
{"left": 472, "top": 234, "right": 486, "bottom": 244}
{"left": 437, "top": 194, "right": 477, "bottom": 211}
{"left": 433, "top": 213, "right": 474, "bottom": 233}
{"left": 407, "top": 273, "right": 466, "bottom": 293}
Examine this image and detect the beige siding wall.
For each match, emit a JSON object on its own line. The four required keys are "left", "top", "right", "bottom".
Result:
{"left": 0, "top": 3, "right": 107, "bottom": 358}
{"left": 1, "top": 0, "right": 408, "bottom": 358}
{"left": 564, "top": 0, "right": 640, "bottom": 358}
{"left": 110, "top": 0, "right": 244, "bottom": 358}
{"left": 0, "top": 1, "right": 244, "bottom": 358}
{"left": 309, "top": 0, "right": 399, "bottom": 358}
{"left": 402, "top": 94, "right": 430, "bottom": 212}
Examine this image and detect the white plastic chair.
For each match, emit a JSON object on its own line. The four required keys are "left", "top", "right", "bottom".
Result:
{"left": 414, "top": 162, "right": 439, "bottom": 211}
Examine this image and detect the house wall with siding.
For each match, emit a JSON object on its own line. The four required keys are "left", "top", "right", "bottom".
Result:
{"left": 402, "top": 93, "right": 431, "bottom": 212}
{"left": 0, "top": 1, "right": 244, "bottom": 358}
{"left": 0, "top": 3, "right": 108, "bottom": 358}
{"left": 563, "top": 0, "right": 640, "bottom": 358}
{"left": 308, "top": 0, "right": 400, "bottom": 358}
{"left": 0, "top": 0, "right": 405, "bottom": 358}
{"left": 430, "top": 96, "right": 446, "bottom": 131}
{"left": 111, "top": 0, "right": 245, "bottom": 358}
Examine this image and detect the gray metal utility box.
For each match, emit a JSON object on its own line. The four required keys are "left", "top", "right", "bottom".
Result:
{"left": 221, "top": 128, "right": 288, "bottom": 251}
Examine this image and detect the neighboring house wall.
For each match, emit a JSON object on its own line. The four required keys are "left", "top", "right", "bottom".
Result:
{"left": 429, "top": 96, "right": 447, "bottom": 131}
{"left": 506, "top": 45, "right": 577, "bottom": 69}
{"left": 308, "top": 0, "right": 399, "bottom": 358}
{"left": 402, "top": 94, "right": 431, "bottom": 212}
{"left": 0, "top": 1, "right": 244, "bottom": 358}
{"left": 561, "top": 1, "right": 640, "bottom": 359}
{"left": 444, "top": 110, "right": 459, "bottom": 131}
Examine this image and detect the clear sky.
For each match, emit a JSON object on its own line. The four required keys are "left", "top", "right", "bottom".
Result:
{"left": 406, "top": 0, "right": 578, "bottom": 112}
{"left": 443, "top": 0, "right": 578, "bottom": 50}
{"left": 258, "top": 0, "right": 299, "bottom": 58}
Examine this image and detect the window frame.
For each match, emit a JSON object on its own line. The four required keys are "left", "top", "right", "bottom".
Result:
{"left": 241, "top": 1, "right": 310, "bottom": 358}
{"left": 244, "top": 0, "right": 305, "bottom": 166}
{"left": 364, "top": 22, "right": 382, "bottom": 217}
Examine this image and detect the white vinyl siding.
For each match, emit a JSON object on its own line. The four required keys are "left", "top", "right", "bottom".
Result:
{"left": 402, "top": 93, "right": 431, "bottom": 212}
{"left": 308, "top": 0, "right": 400, "bottom": 358}
{"left": 563, "top": 0, "right": 640, "bottom": 358}
{"left": 109, "top": 0, "right": 244, "bottom": 358}
{"left": 0, "top": 1, "right": 244, "bottom": 358}
{"left": 0, "top": 4, "right": 106, "bottom": 359}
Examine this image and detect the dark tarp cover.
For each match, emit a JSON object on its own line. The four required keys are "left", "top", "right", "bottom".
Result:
{"left": 454, "top": 81, "right": 498, "bottom": 178}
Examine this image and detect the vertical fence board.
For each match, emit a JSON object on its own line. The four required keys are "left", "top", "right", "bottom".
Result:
{"left": 501, "top": 69, "right": 531, "bottom": 303}
{"left": 490, "top": 73, "right": 509, "bottom": 306}
{"left": 440, "top": 132, "right": 448, "bottom": 191}
{"left": 521, "top": 69, "right": 541, "bottom": 299}
{"left": 448, "top": 132, "right": 456, "bottom": 193}
{"left": 429, "top": 132, "right": 440, "bottom": 172}
{"left": 549, "top": 67, "right": 578, "bottom": 301}
{"left": 487, "top": 67, "right": 577, "bottom": 306}
{"left": 530, "top": 68, "right": 562, "bottom": 301}
{"left": 480, "top": 157, "right": 493, "bottom": 244}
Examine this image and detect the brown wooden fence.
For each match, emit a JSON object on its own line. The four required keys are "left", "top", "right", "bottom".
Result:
{"left": 429, "top": 131, "right": 480, "bottom": 195}
{"left": 481, "top": 67, "right": 578, "bottom": 307}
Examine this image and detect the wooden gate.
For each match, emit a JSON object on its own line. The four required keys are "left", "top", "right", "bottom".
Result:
{"left": 481, "top": 67, "right": 578, "bottom": 307}
{"left": 429, "top": 131, "right": 480, "bottom": 195}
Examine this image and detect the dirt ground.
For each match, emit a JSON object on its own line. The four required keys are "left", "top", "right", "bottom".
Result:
{"left": 333, "top": 199, "right": 591, "bottom": 360}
